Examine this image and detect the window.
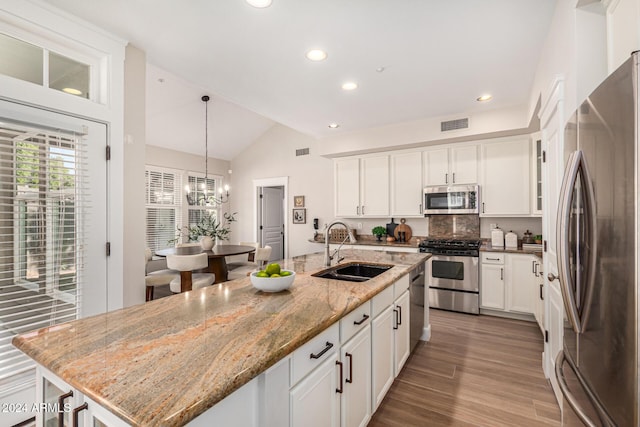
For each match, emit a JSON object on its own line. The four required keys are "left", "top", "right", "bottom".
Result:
{"left": 186, "top": 173, "right": 221, "bottom": 234}
{"left": 0, "top": 32, "right": 93, "bottom": 100}
{"left": 145, "top": 167, "right": 182, "bottom": 253}
{"left": 0, "top": 121, "right": 86, "bottom": 390}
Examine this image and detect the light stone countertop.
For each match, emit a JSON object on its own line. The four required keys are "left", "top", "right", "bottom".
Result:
{"left": 13, "top": 249, "right": 429, "bottom": 427}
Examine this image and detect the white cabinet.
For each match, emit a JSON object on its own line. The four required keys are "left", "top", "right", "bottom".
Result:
{"left": 393, "top": 289, "right": 410, "bottom": 376}
{"left": 390, "top": 151, "right": 423, "bottom": 217}
{"left": 423, "top": 145, "right": 478, "bottom": 186}
{"left": 506, "top": 254, "right": 537, "bottom": 314}
{"left": 531, "top": 133, "right": 543, "bottom": 216}
{"left": 340, "top": 326, "right": 372, "bottom": 427}
{"left": 291, "top": 354, "right": 340, "bottom": 427}
{"left": 480, "top": 253, "right": 505, "bottom": 310}
{"left": 480, "top": 139, "right": 531, "bottom": 216}
{"left": 334, "top": 155, "right": 389, "bottom": 218}
{"left": 38, "top": 367, "right": 129, "bottom": 427}
{"left": 480, "top": 252, "right": 538, "bottom": 316}
{"left": 532, "top": 258, "right": 544, "bottom": 334}
{"left": 370, "top": 287, "right": 394, "bottom": 411}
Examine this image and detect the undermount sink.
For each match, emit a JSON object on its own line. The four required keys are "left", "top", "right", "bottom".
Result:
{"left": 312, "top": 262, "right": 393, "bottom": 282}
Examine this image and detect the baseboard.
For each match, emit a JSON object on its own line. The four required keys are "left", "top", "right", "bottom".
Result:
{"left": 479, "top": 308, "right": 536, "bottom": 322}
{"left": 420, "top": 323, "right": 431, "bottom": 342}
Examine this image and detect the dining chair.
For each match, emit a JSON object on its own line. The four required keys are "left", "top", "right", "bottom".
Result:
{"left": 227, "top": 245, "right": 273, "bottom": 281}
{"left": 166, "top": 253, "right": 215, "bottom": 293}
{"left": 226, "top": 241, "right": 260, "bottom": 269}
{"left": 144, "top": 248, "right": 179, "bottom": 302}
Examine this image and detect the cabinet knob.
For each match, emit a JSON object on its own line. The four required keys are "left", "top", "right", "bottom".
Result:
{"left": 547, "top": 273, "right": 558, "bottom": 282}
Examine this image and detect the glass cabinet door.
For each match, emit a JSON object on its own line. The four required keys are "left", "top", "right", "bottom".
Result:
{"left": 42, "top": 375, "right": 72, "bottom": 426}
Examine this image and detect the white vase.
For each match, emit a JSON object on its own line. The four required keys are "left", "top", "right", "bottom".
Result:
{"left": 200, "top": 236, "right": 214, "bottom": 250}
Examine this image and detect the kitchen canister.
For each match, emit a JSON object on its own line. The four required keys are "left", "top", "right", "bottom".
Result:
{"left": 491, "top": 225, "right": 504, "bottom": 248}
{"left": 505, "top": 231, "right": 518, "bottom": 249}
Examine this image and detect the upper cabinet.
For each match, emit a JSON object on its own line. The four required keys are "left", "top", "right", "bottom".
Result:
{"left": 390, "top": 152, "right": 423, "bottom": 217}
{"left": 480, "top": 138, "right": 531, "bottom": 216}
{"left": 335, "top": 155, "right": 389, "bottom": 218}
{"left": 423, "top": 145, "right": 478, "bottom": 186}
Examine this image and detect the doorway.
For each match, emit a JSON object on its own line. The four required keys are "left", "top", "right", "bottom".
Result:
{"left": 253, "top": 177, "right": 288, "bottom": 261}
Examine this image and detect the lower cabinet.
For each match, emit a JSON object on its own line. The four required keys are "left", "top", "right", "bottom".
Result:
{"left": 480, "top": 252, "right": 538, "bottom": 317}
{"left": 340, "top": 327, "right": 372, "bottom": 427}
{"left": 290, "top": 353, "right": 341, "bottom": 427}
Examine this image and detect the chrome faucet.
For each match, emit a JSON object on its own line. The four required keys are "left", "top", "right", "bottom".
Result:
{"left": 324, "top": 220, "right": 357, "bottom": 266}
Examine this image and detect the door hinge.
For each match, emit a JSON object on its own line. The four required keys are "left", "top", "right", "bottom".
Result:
{"left": 259, "top": 225, "right": 263, "bottom": 230}
{"left": 542, "top": 150, "right": 546, "bottom": 163}
{"left": 106, "top": 242, "right": 111, "bottom": 256}
{"left": 544, "top": 330, "right": 549, "bottom": 343}
{"left": 543, "top": 240, "right": 548, "bottom": 252}
{"left": 106, "top": 145, "right": 111, "bottom": 161}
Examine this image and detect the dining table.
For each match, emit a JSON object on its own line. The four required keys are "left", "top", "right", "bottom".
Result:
{"left": 155, "top": 244, "right": 257, "bottom": 284}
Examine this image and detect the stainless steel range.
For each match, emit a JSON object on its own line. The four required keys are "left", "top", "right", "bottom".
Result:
{"left": 419, "top": 238, "right": 480, "bottom": 314}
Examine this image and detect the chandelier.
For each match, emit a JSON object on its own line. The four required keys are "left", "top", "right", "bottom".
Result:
{"left": 185, "top": 95, "right": 230, "bottom": 206}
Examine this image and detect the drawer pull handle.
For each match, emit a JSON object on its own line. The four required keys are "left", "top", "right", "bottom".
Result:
{"left": 72, "top": 402, "right": 88, "bottom": 427}
{"left": 346, "top": 352, "right": 353, "bottom": 383}
{"left": 58, "top": 391, "right": 73, "bottom": 427}
{"left": 540, "top": 283, "right": 544, "bottom": 300}
{"left": 397, "top": 305, "right": 402, "bottom": 325}
{"left": 393, "top": 309, "right": 399, "bottom": 330}
{"left": 310, "top": 341, "right": 334, "bottom": 359}
{"left": 353, "top": 314, "right": 369, "bottom": 325}
{"left": 486, "top": 257, "right": 501, "bottom": 261}
{"left": 336, "top": 360, "right": 344, "bottom": 393}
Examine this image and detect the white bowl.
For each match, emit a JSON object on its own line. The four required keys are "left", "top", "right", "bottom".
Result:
{"left": 250, "top": 270, "right": 296, "bottom": 292}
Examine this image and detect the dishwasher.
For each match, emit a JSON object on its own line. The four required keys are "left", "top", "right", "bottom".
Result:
{"left": 409, "top": 262, "right": 425, "bottom": 351}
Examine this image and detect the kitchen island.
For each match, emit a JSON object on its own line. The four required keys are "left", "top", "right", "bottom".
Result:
{"left": 13, "top": 249, "right": 429, "bottom": 426}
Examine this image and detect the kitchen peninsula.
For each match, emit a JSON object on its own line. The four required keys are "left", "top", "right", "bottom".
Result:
{"left": 13, "top": 249, "right": 429, "bottom": 426}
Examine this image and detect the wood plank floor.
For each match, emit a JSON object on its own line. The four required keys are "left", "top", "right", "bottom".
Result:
{"left": 369, "top": 309, "right": 561, "bottom": 427}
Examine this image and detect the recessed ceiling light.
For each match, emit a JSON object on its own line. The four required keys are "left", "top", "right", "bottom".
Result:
{"left": 328, "top": 123, "right": 340, "bottom": 129}
{"left": 306, "top": 49, "right": 328, "bottom": 61}
{"left": 477, "top": 94, "right": 492, "bottom": 102}
{"left": 376, "top": 67, "right": 385, "bottom": 73}
{"left": 246, "top": 0, "right": 272, "bottom": 7}
{"left": 62, "top": 87, "right": 83, "bottom": 96}
{"left": 341, "top": 82, "right": 358, "bottom": 91}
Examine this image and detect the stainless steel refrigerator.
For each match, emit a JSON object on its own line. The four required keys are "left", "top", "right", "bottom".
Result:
{"left": 555, "top": 53, "right": 638, "bottom": 426}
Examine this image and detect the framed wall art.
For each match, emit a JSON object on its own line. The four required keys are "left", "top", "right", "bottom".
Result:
{"left": 294, "top": 195, "right": 305, "bottom": 207}
{"left": 293, "top": 208, "right": 306, "bottom": 224}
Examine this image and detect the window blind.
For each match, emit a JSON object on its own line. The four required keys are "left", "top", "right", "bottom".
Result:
{"left": 145, "top": 167, "right": 182, "bottom": 253}
{"left": 0, "top": 121, "right": 86, "bottom": 390}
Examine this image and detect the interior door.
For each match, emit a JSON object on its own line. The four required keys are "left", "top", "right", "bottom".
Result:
{"left": 260, "top": 186, "right": 284, "bottom": 262}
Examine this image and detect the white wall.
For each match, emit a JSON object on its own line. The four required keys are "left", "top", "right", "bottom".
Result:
{"left": 123, "top": 45, "right": 147, "bottom": 307}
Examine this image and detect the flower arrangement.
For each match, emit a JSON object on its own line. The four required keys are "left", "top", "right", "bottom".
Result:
{"left": 170, "top": 211, "right": 237, "bottom": 244}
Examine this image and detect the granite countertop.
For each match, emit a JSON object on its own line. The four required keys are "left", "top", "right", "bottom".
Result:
{"left": 481, "top": 243, "right": 543, "bottom": 258}
{"left": 310, "top": 235, "right": 422, "bottom": 248}
{"left": 13, "top": 249, "right": 429, "bottom": 427}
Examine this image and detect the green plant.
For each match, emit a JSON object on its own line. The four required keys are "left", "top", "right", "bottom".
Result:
{"left": 170, "top": 211, "right": 237, "bottom": 244}
{"left": 372, "top": 226, "right": 386, "bottom": 237}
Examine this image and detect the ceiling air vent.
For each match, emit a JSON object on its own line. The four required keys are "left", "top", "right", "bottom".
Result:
{"left": 441, "top": 118, "right": 469, "bottom": 132}
{"left": 296, "top": 148, "right": 310, "bottom": 156}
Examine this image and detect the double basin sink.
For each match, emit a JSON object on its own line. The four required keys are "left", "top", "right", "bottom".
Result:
{"left": 311, "top": 262, "right": 393, "bottom": 282}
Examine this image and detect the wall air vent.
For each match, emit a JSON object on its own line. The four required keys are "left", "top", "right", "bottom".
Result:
{"left": 441, "top": 118, "right": 469, "bottom": 132}
{"left": 296, "top": 148, "right": 310, "bottom": 156}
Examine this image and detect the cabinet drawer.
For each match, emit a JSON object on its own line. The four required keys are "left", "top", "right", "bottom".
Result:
{"left": 340, "top": 301, "right": 371, "bottom": 344}
{"left": 481, "top": 253, "right": 505, "bottom": 264}
{"left": 291, "top": 322, "right": 339, "bottom": 386}
{"left": 372, "top": 286, "right": 394, "bottom": 318}
{"left": 393, "top": 274, "right": 410, "bottom": 299}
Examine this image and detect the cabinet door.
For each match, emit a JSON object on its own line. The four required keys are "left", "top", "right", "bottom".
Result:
{"left": 371, "top": 305, "right": 394, "bottom": 411}
{"left": 360, "top": 155, "right": 389, "bottom": 217}
{"left": 390, "top": 152, "right": 423, "bottom": 217}
{"left": 341, "top": 327, "right": 372, "bottom": 427}
{"left": 290, "top": 354, "right": 340, "bottom": 427}
{"left": 531, "top": 135, "right": 543, "bottom": 215}
{"left": 533, "top": 260, "right": 545, "bottom": 334}
{"left": 335, "top": 158, "right": 360, "bottom": 217}
{"left": 423, "top": 148, "right": 449, "bottom": 186}
{"left": 450, "top": 145, "right": 478, "bottom": 184}
{"left": 480, "top": 139, "right": 530, "bottom": 215}
{"left": 480, "top": 264, "right": 505, "bottom": 310}
{"left": 39, "top": 369, "right": 75, "bottom": 427}
{"left": 393, "top": 290, "right": 410, "bottom": 376}
{"left": 506, "top": 254, "right": 536, "bottom": 314}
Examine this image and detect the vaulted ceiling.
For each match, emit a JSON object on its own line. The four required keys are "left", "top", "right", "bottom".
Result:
{"left": 42, "top": 0, "right": 556, "bottom": 160}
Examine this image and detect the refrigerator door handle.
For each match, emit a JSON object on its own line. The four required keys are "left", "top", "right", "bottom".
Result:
{"left": 557, "top": 151, "right": 583, "bottom": 333}
{"left": 578, "top": 148, "right": 598, "bottom": 333}
{"left": 555, "top": 350, "right": 616, "bottom": 427}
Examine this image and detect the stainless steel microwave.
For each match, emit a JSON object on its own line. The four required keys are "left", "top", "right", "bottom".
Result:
{"left": 423, "top": 185, "right": 480, "bottom": 215}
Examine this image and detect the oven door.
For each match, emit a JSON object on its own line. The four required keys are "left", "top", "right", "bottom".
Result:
{"left": 427, "top": 255, "right": 479, "bottom": 292}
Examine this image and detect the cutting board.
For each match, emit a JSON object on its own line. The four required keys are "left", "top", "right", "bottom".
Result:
{"left": 394, "top": 218, "right": 412, "bottom": 242}
{"left": 386, "top": 218, "right": 398, "bottom": 239}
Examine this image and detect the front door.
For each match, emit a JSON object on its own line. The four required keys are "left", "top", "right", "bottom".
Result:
{"left": 260, "top": 186, "right": 284, "bottom": 261}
